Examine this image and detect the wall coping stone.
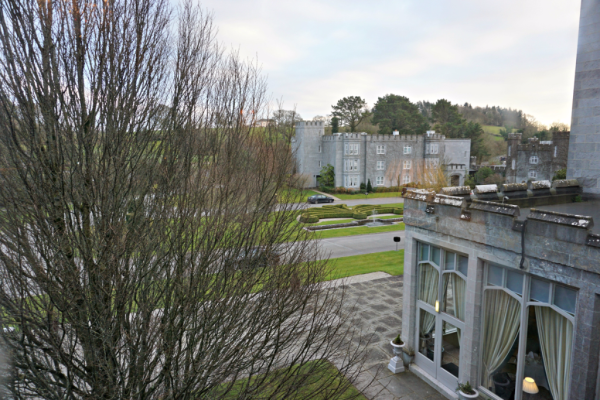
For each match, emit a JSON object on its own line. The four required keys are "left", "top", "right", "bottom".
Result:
{"left": 552, "top": 179, "right": 581, "bottom": 188}
{"left": 528, "top": 208, "right": 594, "bottom": 230}
{"left": 440, "top": 186, "right": 471, "bottom": 196}
{"left": 528, "top": 180, "right": 552, "bottom": 190}
{"left": 470, "top": 200, "right": 520, "bottom": 217}
{"left": 501, "top": 183, "right": 528, "bottom": 192}
{"left": 432, "top": 194, "right": 467, "bottom": 208}
{"left": 474, "top": 184, "right": 498, "bottom": 194}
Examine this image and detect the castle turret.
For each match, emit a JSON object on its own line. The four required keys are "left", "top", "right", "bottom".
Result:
{"left": 292, "top": 121, "right": 324, "bottom": 187}
{"left": 506, "top": 132, "right": 521, "bottom": 183}
{"left": 568, "top": 0, "right": 600, "bottom": 197}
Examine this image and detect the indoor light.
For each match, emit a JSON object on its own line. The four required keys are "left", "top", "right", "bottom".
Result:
{"left": 523, "top": 377, "right": 539, "bottom": 394}
{"left": 435, "top": 300, "right": 439, "bottom": 313}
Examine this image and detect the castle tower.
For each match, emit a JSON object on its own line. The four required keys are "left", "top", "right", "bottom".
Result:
{"left": 292, "top": 121, "right": 324, "bottom": 187}
{"left": 551, "top": 131, "right": 570, "bottom": 174}
{"left": 567, "top": 0, "right": 600, "bottom": 196}
{"left": 505, "top": 132, "right": 521, "bottom": 183}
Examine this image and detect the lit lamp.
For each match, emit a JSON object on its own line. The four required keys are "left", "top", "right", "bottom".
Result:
{"left": 523, "top": 377, "right": 539, "bottom": 399}
{"left": 435, "top": 300, "right": 439, "bottom": 313}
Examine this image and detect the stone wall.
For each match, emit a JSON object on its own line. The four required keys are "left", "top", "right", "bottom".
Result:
{"left": 401, "top": 189, "right": 600, "bottom": 399}
{"left": 567, "top": 0, "right": 600, "bottom": 196}
{"left": 507, "top": 133, "right": 569, "bottom": 184}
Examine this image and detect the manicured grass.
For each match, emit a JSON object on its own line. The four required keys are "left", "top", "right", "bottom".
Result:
{"left": 482, "top": 125, "right": 502, "bottom": 135}
{"left": 312, "top": 218, "right": 356, "bottom": 226}
{"left": 368, "top": 214, "right": 401, "bottom": 220}
{"left": 335, "top": 192, "right": 403, "bottom": 200}
{"left": 328, "top": 250, "right": 404, "bottom": 280}
{"left": 312, "top": 223, "right": 405, "bottom": 240}
{"left": 219, "top": 360, "right": 366, "bottom": 400}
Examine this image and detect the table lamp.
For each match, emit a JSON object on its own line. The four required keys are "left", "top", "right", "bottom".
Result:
{"left": 523, "top": 377, "right": 539, "bottom": 399}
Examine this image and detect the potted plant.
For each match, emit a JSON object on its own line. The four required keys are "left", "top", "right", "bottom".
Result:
{"left": 456, "top": 381, "right": 479, "bottom": 399}
{"left": 401, "top": 345, "right": 415, "bottom": 367}
{"left": 388, "top": 335, "right": 405, "bottom": 373}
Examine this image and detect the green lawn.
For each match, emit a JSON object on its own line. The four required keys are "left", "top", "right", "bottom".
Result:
{"left": 335, "top": 192, "right": 403, "bottom": 200}
{"left": 312, "top": 223, "right": 405, "bottom": 240}
{"left": 327, "top": 250, "right": 404, "bottom": 280}
{"left": 312, "top": 218, "right": 356, "bottom": 226}
{"left": 219, "top": 360, "right": 366, "bottom": 400}
{"left": 368, "top": 214, "right": 401, "bottom": 220}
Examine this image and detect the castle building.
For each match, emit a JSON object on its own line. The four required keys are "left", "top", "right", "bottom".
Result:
{"left": 505, "top": 132, "right": 570, "bottom": 184}
{"left": 292, "top": 121, "right": 471, "bottom": 189}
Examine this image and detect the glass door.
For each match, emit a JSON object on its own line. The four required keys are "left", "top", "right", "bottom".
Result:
{"left": 415, "top": 243, "right": 468, "bottom": 390}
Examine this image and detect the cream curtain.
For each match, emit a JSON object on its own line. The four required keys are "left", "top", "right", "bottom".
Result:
{"left": 451, "top": 274, "right": 466, "bottom": 340}
{"left": 482, "top": 290, "right": 521, "bottom": 388}
{"left": 418, "top": 263, "right": 438, "bottom": 336}
{"left": 535, "top": 306, "right": 573, "bottom": 400}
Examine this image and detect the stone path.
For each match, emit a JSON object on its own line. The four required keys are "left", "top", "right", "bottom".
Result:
{"left": 342, "top": 276, "right": 448, "bottom": 400}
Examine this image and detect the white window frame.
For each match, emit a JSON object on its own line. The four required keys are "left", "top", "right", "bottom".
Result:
{"left": 403, "top": 174, "right": 411, "bottom": 184}
{"left": 345, "top": 175, "right": 359, "bottom": 188}
{"left": 512, "top": 159, "right": 516, "bottom": 170}
{"left": 377, "top": 161, "right": 385, "bottom": 170}
{"left": 508, "top": 145, "right": 511, "bottom": 157}
{"left": 318, "top": 161, "right": 322, "bottom": 168}
{"left": 376, "top": 176, "right": 384, "bottom": 186}
{"left": 403, "top": 160, "right": 412, "bottom": 170}
{"left": 427, "top": 143, "right": 439, "bottom": 155}
{"left": 404, "top": 145, "right": 412, "bottom": 155}
{"left": 528, "top": 170, "right": 537, "bottom": 179}
{"left": 554, "top": 146, "right": 557, "bottom": 158}
{"left": 318, "top": 145, "right": 322, "bottom": 153}
{"left": 530, "top": 155, "right": 539, "bottom": 164}
{"left": 376, "top": 144, "right": 386, "bottom": 155}
{"left": 344, "top": 144, "right": 359, "bottom": 155}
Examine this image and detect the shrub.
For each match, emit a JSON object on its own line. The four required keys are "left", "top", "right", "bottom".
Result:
{"left": 393, "top": 208, "right": 403, "bottom": 215}
{"left": 366, "top": 179, "right": 373, "bottom": 192}
{"left": 553, "top": 168, "right": 567, "bottom": 181}
{"left": 352, "top": 212, "right": 367, "bottom": 220}
{"left": 299, "top": 213, "right": 319, "bottom": 223}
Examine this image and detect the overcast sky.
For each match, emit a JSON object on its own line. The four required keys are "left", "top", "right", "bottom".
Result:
{"left": 201, "top": 0, "right": 581, "bottom": 127}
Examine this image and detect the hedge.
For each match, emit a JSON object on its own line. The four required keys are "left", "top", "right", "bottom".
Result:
{"left": 299, "top": 213, "right": 319, "bottom": 223}
{"left": 302, "top": 204, "right": 403, "bottom": 221}
{"left": 352, "top": 212, "right": 367, "bottom": 220}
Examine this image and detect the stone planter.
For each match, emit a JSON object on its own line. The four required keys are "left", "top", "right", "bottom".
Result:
{"left": 387, "top": 340, "right": 405, "bottom": 373}
{"left": 458, "top": 388, "right": 479, "bottom": 400}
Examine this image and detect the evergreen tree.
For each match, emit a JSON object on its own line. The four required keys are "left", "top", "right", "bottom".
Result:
{"left": 366, "top": 179, "right": 373, "bottom": 192}
{"left": 372, "top": 94, "right": 429, "bottom": 135}
{"left": 331, "top": 116, "right": 340, "bottom": 133}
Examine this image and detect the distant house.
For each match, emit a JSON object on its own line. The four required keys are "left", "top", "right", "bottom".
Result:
{"left": 254, "top": 119, "right": 274, "bottom": 127}
{"left": 505, "top": 132, "right": 569, "bottom": 183}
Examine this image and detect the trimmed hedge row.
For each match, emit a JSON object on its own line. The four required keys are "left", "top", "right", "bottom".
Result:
{"left": 301, "top": 204, "right": 404, "bottom": 224}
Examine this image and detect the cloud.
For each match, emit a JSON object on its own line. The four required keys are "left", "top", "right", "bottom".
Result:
{"left": 202, "top": 0, "right": 580, "bottom": 125}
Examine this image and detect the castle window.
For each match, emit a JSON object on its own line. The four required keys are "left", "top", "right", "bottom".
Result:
{"left": 319, "top": 161, "right": 322, "bottom": 168}
{"left": 344, "top": 144, "right": 359, "bottom": 155}
{"left": 530, "top": 156, "right": 539, "bottom": 164}
{"left": 427, "top": 143, "right": 439, "bottom": 154}
{"left": 554, "top": 146, "right": 557, "bottom": 157}
{"left": 376, "top": 145, "right": 386, "bottom": 154}
{"left": 404, "top": 145, "right": 412, "bottom": 154}
{"left": 377, "top": 161, "right": 385, "bottom": 170}
{"left": 512, "top": 159, "right": 516, "bottom": 170}
{"left": 344, "top": 159, "right": 359, "bottom": 172}
{"left": 529, "top": 170, "right": 537, "bottom": 179}
{"left": 376, "top": 176, "right": 384, "bottom": 186}
{"left": 403, "top": 160, "right": 412, "bottom": 170}
{"left": 345, "top": 175, "right": 359, "bottom": 187}
{"left": 508, "top": 145, "right": 511, "bottom": 156}
{"left": 318, "top": 145, "right": 321, "bottom": 153}
{"left": 403, "top": 174, "right": 411, "bottom": 184}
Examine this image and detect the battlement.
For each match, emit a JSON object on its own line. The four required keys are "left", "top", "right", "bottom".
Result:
{"left": 296, "top": 121, "right": 324, "bottom": 127}
{"left": 517, "top": 143, "right": 555, "bottom": 152}
{"left": 508, "top": 132, "right": 522, "bottom": 140}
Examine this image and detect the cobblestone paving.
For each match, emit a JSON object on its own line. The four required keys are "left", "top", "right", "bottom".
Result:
{"left": 343, "top": 276, "right": 447, "bottom": 400}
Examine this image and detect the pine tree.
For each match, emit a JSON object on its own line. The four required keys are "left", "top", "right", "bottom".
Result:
{"left": 367, "top": 179, "right": 373, "bottom": 192}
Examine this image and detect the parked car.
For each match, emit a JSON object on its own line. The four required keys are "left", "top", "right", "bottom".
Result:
{"left": 307, "top": 194, "right": 334, "bottom": 204}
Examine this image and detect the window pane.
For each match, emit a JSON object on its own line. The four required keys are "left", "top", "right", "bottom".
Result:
{"left": 506, "top": 270, "right": 523, "bottom": 296}
{"left": 445, "top": 252, "right": 455, "bottom": 270}
{"left": 431, "top": 246, "right": 441, "bottom": 265}
{"left": 530, "top": 278, "right": 550, "bottom": 303}
{"left": 419, "top": 308, "right": 436, "bottom": 362}
{"left": 488, "top": 265, "right": 503, "bottom": 286}
{"left": 419, "top": 243, "right": 429, "bottom": 261}
{"left": 441, "top": 321, "right": 461, "bottom": 377}
{"left": 418, "top": 263, "right": 439, "bottom": 307}
{"left": 458, "top": 256, "right": 468, "bottom": 277}
{"left": 554, "top": 285, "right": 577, "bottom": 314}
{"left": 443, "top": 273, "right": 466, "bottom": 321}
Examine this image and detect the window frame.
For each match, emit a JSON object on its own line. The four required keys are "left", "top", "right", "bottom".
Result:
{"left": 529, "top": 155, "right": 539, "bottom": 165}
{"left": 404, "top": 145, "right": 412, "bottom": 155}
{"left": 478, "top": 263, "right": 577, "bottom": 400}
{"left": 403, "top": 160, "right": 412, "bottom": 170}
{"left": 376, "top": 176, "right": 384, "bottom": 186}
{"left": 376, "top": 161, "right": 385, "bottom": 170}
{"left": 528, "top": 170, "right": 537, "bottom": 179}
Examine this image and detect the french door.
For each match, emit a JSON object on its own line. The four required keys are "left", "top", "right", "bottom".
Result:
{"left": 414, "top": 243, "right": 468, "bottom": 391}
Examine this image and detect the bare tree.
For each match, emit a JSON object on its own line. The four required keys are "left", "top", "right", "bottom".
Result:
{"left": 0, "top": 1, "right": 367, "bottom": 398}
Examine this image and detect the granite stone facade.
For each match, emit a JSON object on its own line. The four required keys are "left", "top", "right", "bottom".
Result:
{"left": 292, "top": 121, "right": 471, "bottom": 189}
{"left": 401, "top": 188, "right": 600, "bottom": 400}
{"left": 567, "top": 0, "right": 600, "bottom": 196}
{"left": 505, "top": 132, "right": 570, "bottom": 184}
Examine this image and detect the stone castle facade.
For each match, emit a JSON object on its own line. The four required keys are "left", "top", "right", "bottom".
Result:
{"left": 292, "top": 121, "right": 471, "bottom": 189}
{"left": 505, "top": 131, "right": 570, "bottom": 184}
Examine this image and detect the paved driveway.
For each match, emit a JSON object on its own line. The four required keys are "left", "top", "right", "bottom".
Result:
{"left": 317, "top": 231, "right": 406, "bottom": 260}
